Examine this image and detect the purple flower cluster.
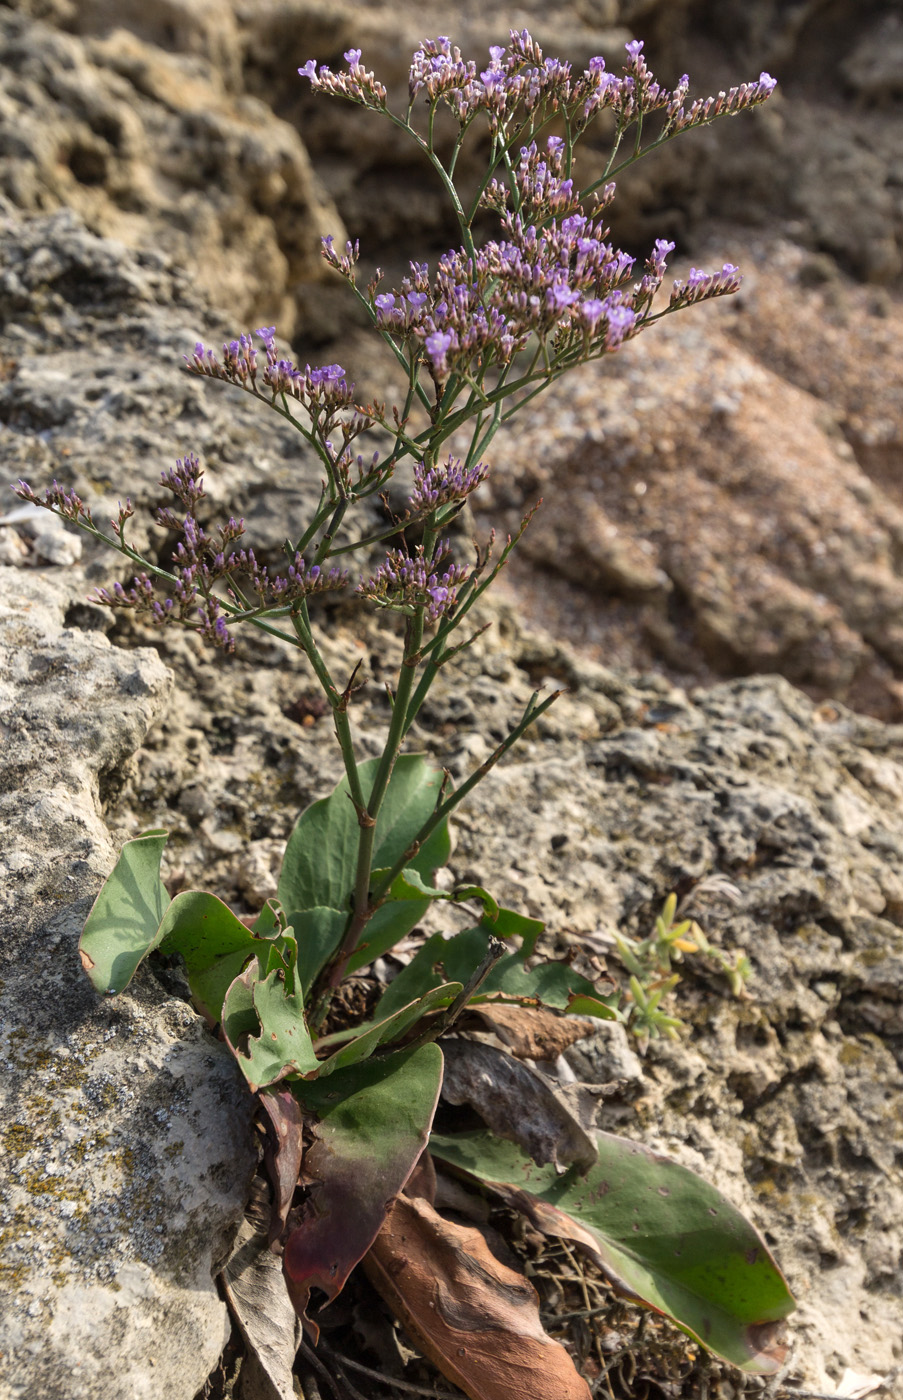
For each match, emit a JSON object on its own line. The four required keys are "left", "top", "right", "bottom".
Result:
{"left": 669, "top": 263, "right": 743, "bottom": 308}
{"left": 300, "top": 30, "right": 775, "bottom": 140}
{"left": 92, "top": 455, "right": 347, "bottom": 652}
{"left": 408, "top": 456, "right": 488, "bottom": 515}
{"left": 300, "top": 50, "right": 388, "bottom": 109}
{"left": 364, "top": 146, "right": 650, "bottom": 379}
{"left": 664, "top": 71, "right": 777, "bottom": 137}
{"left": 404, "top": 30, "right": 580, "bottom": 129}
{"left": 357, "top": 540, "right": 469, "bottom": 623}
{"left": 186, "top": 327, "right": 355, "bottom": 414}
{"left": 298, "top": 31, "right": 778, "bottom": 386}
{"left": 15, "top": 478, "right": 94, "bottom": 526}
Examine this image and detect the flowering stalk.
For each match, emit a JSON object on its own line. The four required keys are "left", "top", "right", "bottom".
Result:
{"left": 16, "top": 30, "right": 776, "bottom": 1028}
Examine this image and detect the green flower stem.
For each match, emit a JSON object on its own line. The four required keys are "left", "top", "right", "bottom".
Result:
{"left": 370, "top": 687, "right": 561, "bottom": 909}
{"left": 288, "top": 603, "right": 366, "bottom": 812}
{"left": 312, "top": 498, "right": 350, "bottom": 566}
{"left": 382, "top": 108, "right": 477, "bottom": 263}
{"left": 401, "top": 622, "right": 491, "bottom": 738}
{"left": 381, "top": 935, "right": 507, "bottom": 1056}
{"left": 309, "top": 550, "right": 434, "bottom": 1020}
{"left": 291, "top": 487, "right": 332, "bottom": 554}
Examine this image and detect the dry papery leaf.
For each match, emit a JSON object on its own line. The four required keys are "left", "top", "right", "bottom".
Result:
{"left": 364, "top": 1193, "right": 592, "bottom": 1400}
{"left": 259, "top": 1088, "right": 305, "bottom": 1247}
{"left": 222, "top": 1213, "right": 302, "bottom": 1400}
{"left": 459, "top": 1005, "right": 598, "bottom": 1061}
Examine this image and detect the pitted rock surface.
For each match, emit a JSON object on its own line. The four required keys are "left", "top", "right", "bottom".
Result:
{"left": 0, "top": 571, "right": 256, "bottom": 1400}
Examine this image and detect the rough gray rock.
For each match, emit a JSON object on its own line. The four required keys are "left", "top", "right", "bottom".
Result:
{"left": 0, "top": 569, "right": 257, "bottom": 1400}
{"left": 0, "top": 4, "right": 345, "bottom": 335}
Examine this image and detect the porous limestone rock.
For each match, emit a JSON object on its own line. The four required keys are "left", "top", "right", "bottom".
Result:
{"left": 0, "top": 5, "right": 345, "bottom": 335}
{"left": 0, "top": 569, "right": 257, "bottom": 1400}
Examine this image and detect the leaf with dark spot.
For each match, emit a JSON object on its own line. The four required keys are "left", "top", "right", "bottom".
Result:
{"left": 431, "top": 1129, "right": 795, "bottom": 1374}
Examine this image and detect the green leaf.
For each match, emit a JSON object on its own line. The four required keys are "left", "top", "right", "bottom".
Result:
{"left": 430, "top": 1130, "right": 795, "bottom": 1374}
{"left": 315, "top": 983, "right": 461, "bottom": 1075}
{"left": 222, "top": 960, "right": 320, "bottom": 1091}
{"left": 276, "top": 755, "right": 452, "bottom": 984}
{"left": 79, "top": 833, "right": 280, "bottom": 1023}
{"left": 288, "top": 907, "right": 348, "bottom": 997}
{"left": 278, "top": 754, "right": 450, "bottom": 913}
{"left": 158, "top": 892, "right": 269, "bottom": 1023}
{"left": 566, "top": 993, "right": 622, "bottom": 1019}
{"left": 251, "top": 898, "right": 289, "bottom": 937}
{"left": 373, "top": 924, "right": 622, "bottom": 1024}
{"left": 386, "top": 868, "right": 499, "bottom": 922}
{"left": 345, "top": 898, "right": 437, "bottom": 976}
{"left": 488, "top": 906, "right": 544, "bottom": 953}
{"left": 284, "top": 1045, "right": 443, "bottom": 1340}
{"left": 79, "top": 831, "right": 171, "bottom": 994}
{"left": 369, "top": 932, "right": 449, "bottom": 1021}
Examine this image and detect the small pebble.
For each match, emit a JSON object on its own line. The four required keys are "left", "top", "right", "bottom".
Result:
{"left": 0, "top": 527, "right": 29, "bottom": 566}
{"left": 32, "top": 529, "right": 82, "bottom": 565}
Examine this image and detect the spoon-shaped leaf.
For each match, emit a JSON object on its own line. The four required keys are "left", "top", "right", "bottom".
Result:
{"left": 79, "top": 831, "right": 171, "bottom": 993}
{"left": 277, "top": 754, "right": 451, "bottom": 980}
{"left": 430, "top": 1129, "right": 795, "bottom": 1374}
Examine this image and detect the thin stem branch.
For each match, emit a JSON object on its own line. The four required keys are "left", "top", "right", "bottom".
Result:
{"left": 390, "top": 936, "right": 507, "bottom": 1055}
{"left": 288, "top": 603, "right": 366, "bottom": 811}
{"left": 372, "top": 688, "right": 561, "bottom": 905}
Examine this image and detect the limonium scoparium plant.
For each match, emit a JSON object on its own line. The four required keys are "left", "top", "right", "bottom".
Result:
{"left": 16, "top": 32, "right": 794, "bottom": 1395}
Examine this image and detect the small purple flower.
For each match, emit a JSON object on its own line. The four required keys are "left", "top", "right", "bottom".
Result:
{"left": 409, "top": 456, "right": 488, "bottom": 514}
{"left": 548, "top": 282, "right": 580, "bottom": 311}
{"left": 299, "top": 60, "right": 318, "bottom": 81}
{"left": 344, "top": 49, "right": 362, "bottom": 66}
{"left": 425, "top": 330, "right": 455, "bottom": 376}
{"left": 605, "top": 304, "right": 637, "bottom": 345}
{"left": 480, "top": 67, "right": 505, "bottom": 92}
{"left": 625, "top": 40, "right": 644, "bottom": 62}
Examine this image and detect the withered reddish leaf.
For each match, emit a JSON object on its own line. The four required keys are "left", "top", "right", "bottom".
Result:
{"left": 282, "top": 1045, "right": 442, "bottom": 1341}
{"left": 459, "top": 1005, "right": 598, "bottom": 1060}
{"left": 259, "top": 1089, "right": 305, "bottom": 1248}
{"left": 441, "top": 1038, "right": 596, "bottom": 1171}
{"left": 364, "top": 1193, "right": 591, "bottom": 1400}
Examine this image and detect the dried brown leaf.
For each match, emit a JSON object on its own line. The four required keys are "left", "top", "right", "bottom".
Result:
{"left": 459, "top": 1006, "right": 597, "bottom": 1061}
{"left": 222, "top": 1215, "right": 302, "bottom": 1400}
{"left": 259, "top": 1088, "right": 305, "bottom": 1248}
{"left": 364, "top": 1193, "right": 592, "bottom": 1400}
